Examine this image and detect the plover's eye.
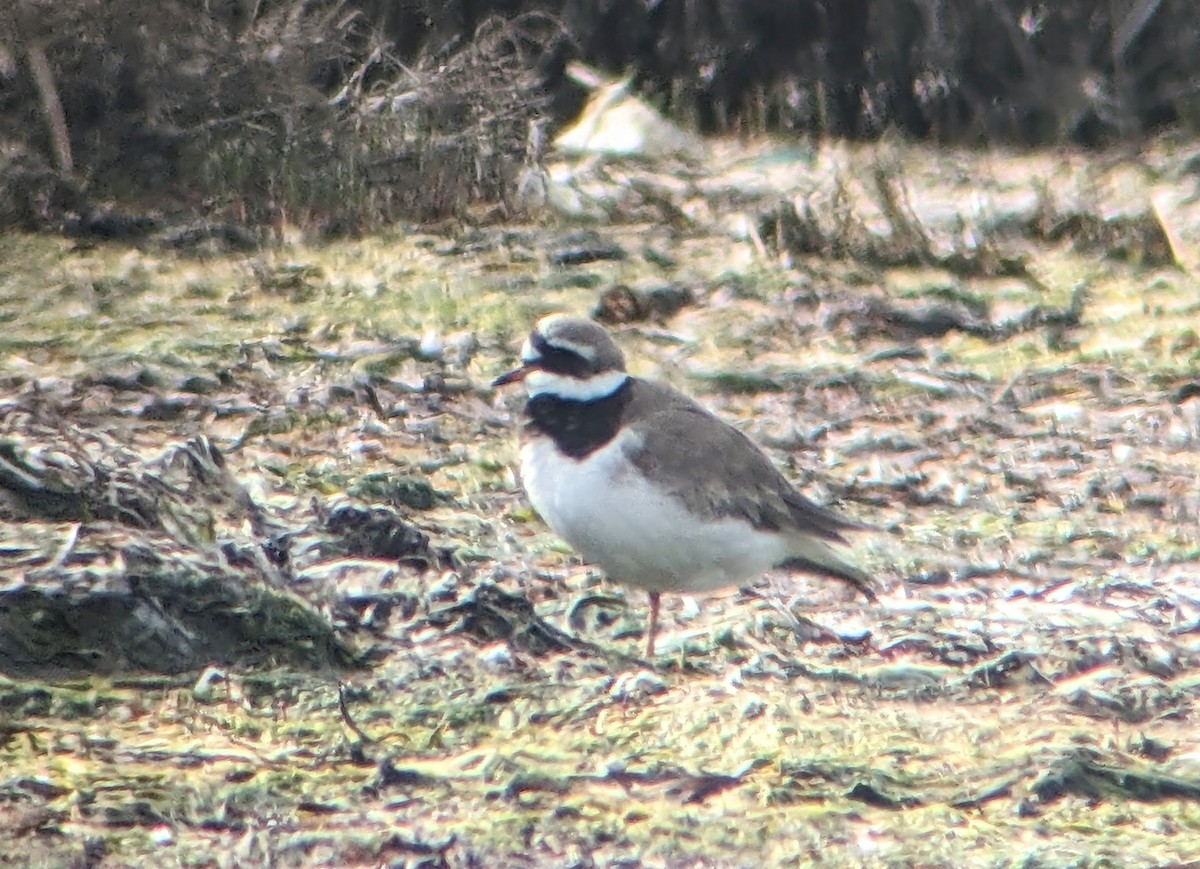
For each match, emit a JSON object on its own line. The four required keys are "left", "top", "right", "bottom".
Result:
{"left": 531, "top": 331, "right": 592, "bottom": 377}
{"left": 530, "top": 331, "right": 553, "bottom": 357}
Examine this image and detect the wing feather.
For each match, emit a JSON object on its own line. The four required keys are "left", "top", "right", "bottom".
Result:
{"left": 622, "top": 381, "right": 865, "bottom": 541}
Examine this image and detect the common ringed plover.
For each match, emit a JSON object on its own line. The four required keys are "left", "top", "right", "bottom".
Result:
{"left": 494, "top": 315, "right": 876, "bottom": 657}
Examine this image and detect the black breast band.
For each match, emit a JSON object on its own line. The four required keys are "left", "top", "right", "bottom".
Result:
{"left": 525, "top": 380, "right": 633, "bottom": 459}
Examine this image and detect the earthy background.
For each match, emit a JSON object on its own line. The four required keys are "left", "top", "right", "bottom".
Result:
{"left": 2, "top": 1, "right": 1200, "bottom": 866}
{"left": 4, "top": 0, "right": 1200, "bottom": 231}
{"left": 4, "top": 135, "right": 1200, "bottom": 864}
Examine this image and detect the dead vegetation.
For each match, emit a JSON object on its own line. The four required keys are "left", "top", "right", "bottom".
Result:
{"left": 0, "top": 0, "right": 563, "bottom": 232}
{"left": 0, "top": 413, "right": 360, "bottom": 676}
{"left": 0, "top": 141, "right": 1195, "bottom": 864}
{"left": 3, "top": 5, "right": 1200, "bottom": 865}
{"left": 2, "top": 136, "right": 1200, "bottom": 864}
{"left": 4, "top": 0, "right": 1200, "bottom": 235}
{"left": 761, "top": 162, "right": 1182, "bottom": 278}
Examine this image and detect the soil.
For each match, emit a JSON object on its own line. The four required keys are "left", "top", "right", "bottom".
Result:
{"left": 2, "top": 137, "right": 1199, "bottom": 867}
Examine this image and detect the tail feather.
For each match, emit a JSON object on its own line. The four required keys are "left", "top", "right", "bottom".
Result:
{"left": 777, "top": 537, "right": 877, "bottom": 602}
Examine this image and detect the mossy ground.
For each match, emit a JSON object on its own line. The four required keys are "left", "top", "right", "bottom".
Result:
{"left": 2, "top": 138, "right": 1200, "bottom": 867}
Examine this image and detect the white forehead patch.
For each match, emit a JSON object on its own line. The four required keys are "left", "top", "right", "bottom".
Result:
{"left": 534, "top": 315, "right": 599, "bottom": 362}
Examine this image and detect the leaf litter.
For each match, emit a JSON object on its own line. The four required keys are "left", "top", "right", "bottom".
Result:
{"left": 1, "top": 138, "right": 1200, "bottom": 866}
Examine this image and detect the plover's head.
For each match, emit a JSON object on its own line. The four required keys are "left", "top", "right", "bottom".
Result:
{"left": 493, "top": 315, "right": 628, "bottom": 401}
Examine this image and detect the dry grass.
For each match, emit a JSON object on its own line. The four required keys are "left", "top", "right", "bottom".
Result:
{"left": 2, "top": 137, "right": 1200, "bottom": 867}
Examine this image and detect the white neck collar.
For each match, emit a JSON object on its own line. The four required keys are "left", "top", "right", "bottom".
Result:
{"left": 525, "top": 369, "right": 629, "bottom": 402}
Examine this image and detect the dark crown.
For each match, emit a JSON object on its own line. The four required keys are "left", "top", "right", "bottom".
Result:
{"left": 531, "top": 316, "right": 626, "bottom": 377}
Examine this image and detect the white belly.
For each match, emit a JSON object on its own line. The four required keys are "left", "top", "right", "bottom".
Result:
{"left": 519, "top": 431, "right": 787, "bottom": 592}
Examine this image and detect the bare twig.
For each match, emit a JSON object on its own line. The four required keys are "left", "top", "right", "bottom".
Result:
{"left": 25, "top": 42, "right": 72, "bottom": 173}
{"left": 338, "top": 681, "right": 377, "bottom": 744}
